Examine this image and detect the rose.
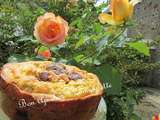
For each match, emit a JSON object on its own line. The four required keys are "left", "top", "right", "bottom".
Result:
{"left": 34, "top": 12, "right": 69, "bottom": 46}
{"left": 98, "top": 0, "right": 141, "bottom": 25}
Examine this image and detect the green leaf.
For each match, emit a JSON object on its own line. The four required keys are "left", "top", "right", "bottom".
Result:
{"left": 130, "top": 113, "right": 142, "bottom": 120}
{"left": 70, "top": 18, "right": 83, "bottom": 29}
{"left": 74, "top": 54, "right": 85, "bottom": 62}
{"left": 85, "top": 64, "right": 122, "bottom": 95}
{"left": 93, "top": 23, "right": 101, "bottom": 33}
{"left": 126, "top": 90, "right": 137, "bottom": 105}
{"left": 75, "top": 36, "right": 85, "bottom": 48}
{"left": 128, "top": 42, "right": 150, "bottom": 56}
{"left": 38, "top": 46, "right": 49, "bottom": 52}
{"left": 50, "top": 46, "right": 60, "bottom": 55}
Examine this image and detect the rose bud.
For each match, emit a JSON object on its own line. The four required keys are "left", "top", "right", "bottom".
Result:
{"left": 35, "top": 46, "right": 51, "bottom": 59}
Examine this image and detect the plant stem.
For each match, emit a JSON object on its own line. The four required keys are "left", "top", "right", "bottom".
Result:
{"left": 79, "top": 27, "right": 126, "bottom": 64}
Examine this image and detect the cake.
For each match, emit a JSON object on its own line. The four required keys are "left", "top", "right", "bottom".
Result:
{"left": 0, "top": 61, "right": 103, "bottom": 120}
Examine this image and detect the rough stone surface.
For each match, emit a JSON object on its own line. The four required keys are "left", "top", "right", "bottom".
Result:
{"left": 150, "top": 49, "right": 160, "bottom": 88}
{"left": 128, "top": 0, "right": 160, "bottom": 39}
{"left": 128, "top": 0, "right": 160, "bottom": 88}
{"left": 142, "top": 49, "right": 160, "bottom": 88}
{"left": 134, "top": 88, "right": 160, "bottom": 120}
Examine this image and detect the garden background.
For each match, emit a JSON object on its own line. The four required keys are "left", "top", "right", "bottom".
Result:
{"left": 0, "top": 0, "right": 160, "bottom": 120}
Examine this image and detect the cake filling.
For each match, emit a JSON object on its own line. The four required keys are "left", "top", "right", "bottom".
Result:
{"left": 1, "top": 61, "right": 103, "bottom": 99}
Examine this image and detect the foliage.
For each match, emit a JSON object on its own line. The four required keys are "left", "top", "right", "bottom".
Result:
{"left": 0, "top": 0, "right": 160, "bottom": 120}
{"left": 128, "top": 42, "right": 150, "bottom": 56}
{"left": 106, "top": 87, "right": 144, "bottom": 120}
{"left": 0, "top": 0, "right": 41, "bottom": 65}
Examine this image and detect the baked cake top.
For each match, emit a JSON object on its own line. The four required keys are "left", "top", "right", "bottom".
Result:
{"left": 1, "top": 61, "right": 103, "bottom": 100}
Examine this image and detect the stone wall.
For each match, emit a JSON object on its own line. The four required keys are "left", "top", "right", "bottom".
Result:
{"left": 151, "top": 49, "right": 160, "bottom": 88}
{"left": 128, "top": 0, "right": 160, "bottom": 88}
{"left": 128, "top": 0, "right": 160, "bottom": 39}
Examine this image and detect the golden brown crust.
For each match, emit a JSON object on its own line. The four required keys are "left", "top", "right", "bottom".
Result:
{"left": 0, "top": 75, "right": 102, "bottom": 120}
{"left": 0, "top": 61, "right": 104, "bottom": 120}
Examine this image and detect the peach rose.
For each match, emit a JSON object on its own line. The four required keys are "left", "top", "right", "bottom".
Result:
{"left": 34, "top": 12, "right": 69, "bottom": 46}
